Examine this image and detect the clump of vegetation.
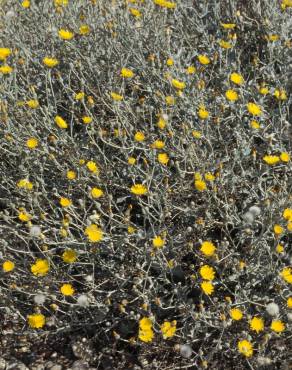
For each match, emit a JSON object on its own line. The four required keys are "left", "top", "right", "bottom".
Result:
{"left": 0, "top": 0, "right": 291, "bottom": 369}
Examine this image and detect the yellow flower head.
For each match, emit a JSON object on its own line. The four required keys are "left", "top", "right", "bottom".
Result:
{"left": 160, "top": 320, "right": 176, "bottom": 339}
{"left": 157, "top": 117, "right": 167, "bottom": 129}
{"left": 26, "top": 137, "right": 38, "bottom": 149}
{"left": 166, "top": 58, "right": 174, "bottom": 66}
{"left": 219, "top": 40, "right": 232, "bottom": 49}
{"left": 198, "top": 55, "right": 210, "bottom": 65}
{"left": 200, "top": 241, "right": 216, "bottom": 256}
{"left": 250, "top": 120, "right": 260, "bottom": 129}
{"left": 287, "top": 297, "right": 292, "bottom": 309}
{"left": 0, "top": 48, "right": 11, "bottom": 60}
{"left": 18, "top": 211, "right": 31, "bottom": 222}
{"left": 280, "top": 267, "right": 292, "bottom": 284}
{"left": 139, "top": 317, "right": 152, "bottom": 330}
{"left": 129, "top": 7, "right": 142, "bottom": 17}
{"left": 201, "top": 281, "right": 214, "bottom": 295}
{"left": 17, "top": 179, "right": 33, "bottom": 190}
{"left": 134, "top": 131, "right": 145, "bottom": 142}
{"left": 238, "top": 340, "right": 253, "bottom": 357}
{"left": 165, "top": 95, "right": 175, "bottom": 105}
{"left": 110, "top": 92, "right": 123, "bottom": 101}
{"left": 283, "top": 208, "right": 292, "bottom": 221}
{"left": 192, "top": 130, "right": 202, "bottom": 139}
{"left": 153, "top": 0, "right": 176, "bottom": 9}
{"left": 54, "top": 0, "right": 68, "bottom": 6}
{"left": 199, "top": 265, "right": 215, "bottom": 280}
{"left": 2, "top": 260, "right": 15, "bottom": 273}
{"left": 263, "top": 155, "right": 280, "bottom": 165}
{"left": 85, "top": 224, "right": 103, "bottom": 242}
{"left": 230, "top": 72, "right": 244, "bottom": 85}
{"left": 270, "top": 320, "right": 285, "bottom": 333}
{"left": 91, "top": 187, "right": 104, "bottom": 198}
{"left": 0, "top": 65, "right": 13, "bottom": 74}
{"left": 55, "top": 115, "right": 68, "bottom": 129}
{"left": 26, "top": 99, "right": 39, "bottom": 109}
{"left": 82, "top": 116, "right": 92, "bottom": 124}
{"left": 79, "top": 24, "right": 91, "bottom": 35}
{"left": 171, "top": 79, "right": 186, "bottom": 90}
{"left": 60, "top": 197, "right": 72, "bottom": 207}
{"left": 31, "top": 259, "right": 49, "bottom": 276}
{"left": 249, "top": 316, "right": 264, "bottom": 333}
{"left": 274, "top": 224, "right": 284, "bottom": 235}
{"left": 27, "top": 313, "right": 45, "bottom": 329}
{"left": 121, "top": 67, "right": 134, "bottom": 78}
{"left": 280, "top": 152, "right": 290, "bottom": 162}
{"left": 247, "top": 102, "right": 262, "bottom": 116}
{"left": 139, "top": 317, "right": 154, "bottom": 342}
{"left": 22, "top": 0, "right": 31, "bottom": 8}
{"left": 62, "top": 249, "right": 77, "bottom": 263}
{"left": 152, "top": 140, "right": 165, "bottom": 149}
{"left": 86, "top": 161, "right": 99, "bottom": 173}
{"left": 58, "top": 29, "right": 74, "bottom": 40}
{"left": 230, "top": 308, "right": 243, "bottom": 321}
{"left": 157, "top": 152, "right": 169, "bottom": 165}
{"left": 66, "top": 170, "right": 76, "bottom": 180}
{"left": 75, "top": 92, "right": 85, "bottom": 100}
{"left": 128, "top": 157, "right": 136, "bottom": 165}
{"left": 225, "top": 89, "right": 238, "bottom": 101}
{"left": 186, "top": 65, "right": 196, "bottom": 74}
{"left": 131, "top": 184, "right": 148, "bottom": 196}
{"left": 60, "top": 283, "right": 74, "bottom": 296}
{"left": 195, "top": 179, "right": 207, "bottom": 192}
{"left": 221, "top": 23, "right": 236, "bottom": 29}
{"left": 198, "top": 106, "right": 209, "bottom": 120}
{"left": 43, "top": 57, "right": 59, "bottom": 68}
{"left": 152, "top": 236, "right": 165, "bottom": 248}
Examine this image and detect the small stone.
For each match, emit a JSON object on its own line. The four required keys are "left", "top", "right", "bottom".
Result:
{"left": 180, "top": 344, "right": 192, "bottom": 359}
{"left": 266, "top": 302, "right": 279, "bottom": 316}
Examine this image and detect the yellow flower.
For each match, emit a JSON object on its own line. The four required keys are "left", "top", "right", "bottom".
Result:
{"left": 131, "top": 184, "right": 148, "bottom": 196}
{"left": 86, "top": 161, "right": 98, "bottom": 173}
{"left": 198, "top": 106, "right": 209, "bottom": 120}
{"left": 192, "top": 130, "right": 201, "bottom": 139}
{"left": 127, "top": 225, "right": 136, "bottom": 234}
{"left": 54, "top": 0, "right": 68, "bottom": 6}
{"left": 82, "top": 116, "right": 92, "bottom": 124}
{"left": 26, "top": 137, "right": 38, "bottom": 149}
{"left": 200, "top": 265, "right": 215, "bottom": 280}
{"left": 0, "top": 48, "right": 11, "bottom": 60}
{"left": 139, "top": 317, "right": 152, "bottom": 330}
{"left": 2, "top": 260, "right": 15, "bottom": 273}
{"left": 66, "top": 170, "right": 76, "bottom": 180}
{"left": 287, "top": 221, "right": 292, "bottom": 232}
{"left": 139, "top": 317, "right": 154, "bottom": 342}
{"left": 197, "top": 55, "right": 210, "bottom": 65}
{"left": 200, "top": 241, "right": 216, "bottom": 256}
{"left": 221, "top": 23, "right": 236, "bottom": 29}
{"left": 250, "top": 120, "right": 260, "bottom": 129}
{"left": 27, "top": 313, "right": 45, "bottom": 329}
{"left": 121, "top": 67, "right": 134, "bottom": 78}
{"left": 171, "top": 79, "right": 186, "bottom": 90}
{"left": 287, "top": 297, "right": 292, "bottom": 308}
{"left": 274, "top": 224, "right": 284, "bottom": 235}
{"left": 91, "top": 187, "right": 104, "bottom": 198}
{"left": 259, "top": 86, "right": 269, "bottom": 95}
{"left": 263, "top": 155, "right": 280, "bottom": 165}
{"left": 55, "top": 115, "right": 68, "bottom": 129}
{"left": 280, "top": 267, "right": 292, "bottom": 284}
{"left": 60, "top": 197, "right": 72, "bottom": 207}
{"left": 225, "top": 89, "right": 238, "bottom": 101}
{"left": 238, "top": 340, "right": 253, "bottom": 357}
{"left": 166, "top": 58, "right": 174, "bottom": 66}
{"left": 204, "top": 172, "right": 215, "bottom": 181}
{"left": 161, "top": 320, "right": 176, "bottom": 339}
{"left": 151, "top": 140, "right": 165, "bottom": 149}
{"left": 129, "top": 7, "right": 142, "bottom": 17}
{"left": 62, "top": 249, "right": 77, "bottom": 263}
{"left": 85, "top": 224, "right": 103, "bottom": 242}
{"left": 79, "top": 24, "right": 91, "bottom": 35}
{"left": 134, "top": 131, "right": 145, "bottom": 142}
{"left": 219, "top": 40, "right": 232, "bottom": 49}
{"left": 230, "top": 308, "right": 243, "bottom": 321}
{"left": 186, "top": 65, "right": 196, "bottom": 74}
{"left": 247, "top": 102, "right": 262, "bottom": 116}
{"left": 18, "top": 211, "right": 31, "bottom": 222}
{"left": 58, "top": 29, "right": 74, "bottom": 40}
{"left": 201, "top": 281, "right": 214, "bottom": 295}
{"left": 283, "top": 208, "right": 292, "bottom": 221}
{"left": 60, "top": 283, "right": 74, "bottom": 296}
{"left": 21, "top": 0, "right": 30, "bottom": 8}
{"left": 280, "top": 152, "right": 290, "bottom": 162}
{"left": 249, "top": 317, "right": 264, "bottom": 333}
{"left": 165, "top": 96, "right": 175, "bottom": 105}
{"left": 0, "top": 65, "right": 13, "bottom": 74}
{"left": 157, "top": 153, "right": 169, "bottom": 165}
{"left": 17, "top": 179, "right": 33, "bottom": 190}
{"left": 274, "top": 89, "right": 287, "bottom": 101}
{"left": 152, "top": 236, "right": 165, "bottom": 248}
{"left": 157, "top": 117, "right": 167, "bottom": 129}
{"left": 195, "top": 179, "right": 207, "bottom": 192}
{"left": 128, "top": 157, "right": 136, "bottom": 165}
{"left": 31, "top": 259, "right": 49, "bottom": 276}
{"left": 26, "top": 99, "right": 39, "bottom": 109}
{"left": 43, "top": 57, "right": 59, "bottom": 68}
{"left": 153, "top": 0, "right": 176, "bottom": 9}
{"left": 230, "top": 72, "right": 244, "bottom": 85}
{"left": 270, "top": 320, "right": 285, "bottom": 333}
{"left": 276, "top": 244, "right": 284, "bottom": 253}
{"left": 110, "top": 92, "right": 123, "bottom": 101}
